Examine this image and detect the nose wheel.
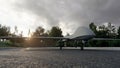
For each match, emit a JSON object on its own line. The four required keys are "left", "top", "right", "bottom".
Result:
{"left": 81, "top": 40, "right": 87, "bottom": 50}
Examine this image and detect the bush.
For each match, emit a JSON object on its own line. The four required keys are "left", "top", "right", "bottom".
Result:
{"left": 87, "top": 40, "right": 120, "bottom": 47}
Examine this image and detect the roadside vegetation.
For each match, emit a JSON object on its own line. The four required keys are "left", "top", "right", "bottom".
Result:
{"left": 0, "top": 22, "right": 120, "bottom": 47}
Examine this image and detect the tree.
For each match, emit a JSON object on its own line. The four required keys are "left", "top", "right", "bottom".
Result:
{"left": 90, "top": 22, "right": 117, "bottom": 38}
{"left": 117, "top": 26, "right": 120, "bottom": 38}
{"left": 14, "top": 26, "right": 18, "bottom": 35}
{"left": 97, "top": 22, "right": 117, "bottom": 38}
{"left": 89, "top": 22, "right": 97, "bottom": 35}
{"left": 107, "top": 22, "right": 116, "bottom": 38}
{"left": 20, "top": 31, "right": 23, "bottom": 37}
{"left": 0, "top": 24, "right": 10, "bottom": 36}
{"left": 97, "top": 25, "right": 109, "bottom": 38}
{"left": 66, "top": 33, "right": 70, "bottom": 36}
{"left": 32, "top": 26, "right": 45, "bottom": 37}
{"left": 28, "top": 29, "right": 31, "bottom": 37}
{"left": 49, "top": 26, "right": 63, "bottom": 37}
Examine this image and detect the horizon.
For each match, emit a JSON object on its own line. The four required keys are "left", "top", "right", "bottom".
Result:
{"left": 0, "top": 0, "right": 120, "bottom": 36}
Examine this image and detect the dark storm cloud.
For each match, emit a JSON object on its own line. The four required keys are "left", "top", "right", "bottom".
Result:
{"left": 15, "top": 0, "right": 120, "bottom": 33}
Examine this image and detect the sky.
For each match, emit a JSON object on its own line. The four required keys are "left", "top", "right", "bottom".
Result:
{"left": 0, "top": 0, "right": 120, "bottom": 36}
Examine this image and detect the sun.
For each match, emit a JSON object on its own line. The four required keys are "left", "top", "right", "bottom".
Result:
{"left": 22, "top": 32, "right": 32, "bottom": 37}
{"left": 18, "top": 28, "right": 32, "bottom": 37}
{"left": 28, "top": 34, "right": 32, "bottom": 38}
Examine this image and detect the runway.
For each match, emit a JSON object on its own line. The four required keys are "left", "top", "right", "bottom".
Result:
{"left": 0, "top": 47, "right": 120, "bottom": 68}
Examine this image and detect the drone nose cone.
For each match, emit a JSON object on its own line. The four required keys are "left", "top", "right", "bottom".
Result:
{"left": 65, "top": 27, "right": 95, "bottom": 40}
{"left": 75, "top": 27, "right": 95, "bottom": 36}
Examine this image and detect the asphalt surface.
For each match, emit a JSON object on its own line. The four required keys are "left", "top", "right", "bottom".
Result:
{"left": 0, "top": 47, "right": 120, "bottom": 68}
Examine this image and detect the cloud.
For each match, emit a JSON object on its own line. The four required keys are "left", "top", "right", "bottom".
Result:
{"left": 5, "top": 0, "right": 120, "bottom": 35}
{"left": 0, "top": 0, "right": 38, "bottom": 36}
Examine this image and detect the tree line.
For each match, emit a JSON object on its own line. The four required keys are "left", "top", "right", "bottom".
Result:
{"left": 0, "top": 24, "right": 63, "bottom": 37}
{"left": 0, "top": 24, "right": 63, "bottom": 47}
{"left": 0, "top": 22, "right": 120, "bottom": 47}
{"left": 89, "top": 22, "right": 120, "bottom": 47}
{"left": 89, "top": 22, "right": 120, "bottom": 38}
{"left": 1, "top": 22, "right": 120, "bottom": 38}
